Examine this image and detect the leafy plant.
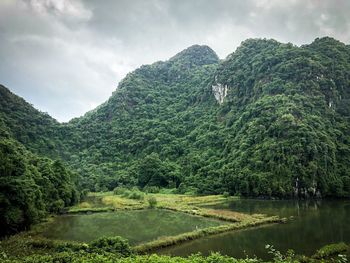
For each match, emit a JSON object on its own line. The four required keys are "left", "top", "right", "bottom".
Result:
{"left": 148, "top": 196, "right": 157, "bottom": 208}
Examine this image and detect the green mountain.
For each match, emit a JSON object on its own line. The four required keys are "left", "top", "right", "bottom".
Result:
{"left": 1, "top": 37, "right": 350, "bottom": 205}
{"left": 213, "top": 37, "right": 350, "bottom": 197}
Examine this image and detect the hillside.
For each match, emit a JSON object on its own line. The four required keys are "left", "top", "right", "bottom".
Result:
{"left": 211, "top": 37, "right": 350, "bottom": 197}
{"left": 0, "top": 86, "right": 83, "bottom": 236}
{"left": 0, "top": 37, "right": 349, "bottom": 199}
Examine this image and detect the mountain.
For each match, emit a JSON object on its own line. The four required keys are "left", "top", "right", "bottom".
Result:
{"left": 64, "top": 45, "right": 220, "bottom": 191}
{"left": 212, "top": 37, "right": 350, "bottom": 197}
{"left": 0, "top": 38, "right": 349, "bottom": 200}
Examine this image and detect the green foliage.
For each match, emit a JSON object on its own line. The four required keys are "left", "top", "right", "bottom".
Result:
{"left": 223, "top": 192, "right": 230, "bottom": 198}
{"left": 143, "top": 186, "right": 160, "bottom": 193}
{"left": 55, "top": 242, "right": 89, "bottom": 253}
{"left": 0, "top": 251, "right": 262, "bottom": 263}
{"left": 80, "top": 189, "right": 89, "bottom": 201}
{"left": 0, "top": 123, "right": 79, "bottom": 236}
{"left": 1, "top": 37, "right": 350, "bottom": 201}
{"left": 213, "top": 38, "right": 350, "bottom": 198}
{"left": 121, "top": 188, "right": 145, "bottom": 200}
{"left": 313, "top": 242, "right": 348, "bottom": 259}
{"left": 113, "top": 186, "right": 129, "bottom": 195}
{"left": 147, "top": 197, "right": 157, "bottom": 208}
{"left": 88, "top": 236, "right": 132, "bottom": 256}
{"left": 128, "top": 191, "right": 145, "bottom": 200}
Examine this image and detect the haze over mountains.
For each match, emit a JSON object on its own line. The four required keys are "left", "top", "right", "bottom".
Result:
{"left": 1, "top": 36, "right": 350, "bottom": 221}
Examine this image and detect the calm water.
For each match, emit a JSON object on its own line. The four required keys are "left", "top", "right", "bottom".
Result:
{"left": 158, "top": 199, "right": 350, "bottom": 259}
{"left": 41, "top": 209, "right": 225, "bottom": 245}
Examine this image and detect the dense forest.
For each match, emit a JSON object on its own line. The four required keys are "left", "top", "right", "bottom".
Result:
{"left": 0, "top": 119, "right": 80, "bottom": 236}
{"left": 1, "top": 37, "right": 350, "bottom": 233}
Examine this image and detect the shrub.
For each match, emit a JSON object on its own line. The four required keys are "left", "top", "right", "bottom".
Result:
{"left": 121, "top": 190, "right": 131, "bottom": 198}
{"left": 79, "top": 202, "right": 91, "bottom": 209}
{"left": 148, "top": 197, "right": 157, "bottom": 208}
{"left": 119, "top": 187, "right": 145, "bottom": 200}
{"left": 50, "top": 199, "right": 65, "bottom": 213}
{"left": 113, "top": 186, "right": 128, "bottom": 195}
{"left": 143, "top": 186, "right": 160, "bottom": 193}
{"left": 223, "top": 192, "right": 230, "bottom": 198}
{"left": 80, "top": 189, "right": 90, "bottom": 200}
{"left": 313, "top": 242, "right": 348, "bottom": 259}
{"left": 159, "top": 188, "right": 177, "bottom": 194}
{"left": 184, "top": 187, "right": 198, "bottom": 195}
{"left": 89, "top": 236, "right": 132, "bottom": 256}
{"left": 55, "top": 242, "right": 89, "bottom": 252}
{"left": 128, "top": 190, "right": 144, "bottom": 200}
{"left": 29, "top": 239, "right": 56, "bottom": 249}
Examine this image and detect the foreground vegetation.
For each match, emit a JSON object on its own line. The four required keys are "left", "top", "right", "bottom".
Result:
{"left": 1, "top": 240, "right": 349, "bottom": 263}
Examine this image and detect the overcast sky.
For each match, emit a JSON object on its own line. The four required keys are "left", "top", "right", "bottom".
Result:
{"left": 1, "top": 0, "right": 349, "bottom": 122}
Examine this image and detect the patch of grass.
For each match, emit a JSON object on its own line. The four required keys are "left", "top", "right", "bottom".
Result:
{"left": 69, "top": 193, "right": 233, "bottom": 213}
{"left": 78, "top": 202, "right": 92, "bottom": 209}
{"left": 113, "top": 186, "right": 130, "bottom": 195}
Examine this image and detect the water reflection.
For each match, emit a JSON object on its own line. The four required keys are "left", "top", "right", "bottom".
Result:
{"left": 158, "top": 199, "right": 350, "bottom": 259}
{"left": 41, "top": 209, "right": 225, "bottom": 245}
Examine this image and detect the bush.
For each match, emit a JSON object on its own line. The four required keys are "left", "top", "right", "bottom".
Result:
{"left": 148, "top": 197, "right": 157, "bottom": 208}
{"left": 120, "top": 187, "right": 144, "bottom": 200}
{"left": 121, "top": 190, "right": 131, "bottom": 198}
{"left": 50, "top": 199, "right": 65, "bottom": 213}
{"left": 128, "top": 190, "right": 144, "bottom": 200}
{"left": 223, "top": 192, "right": 230, "bottom": 198}
{"left": 313, "top": 242, "right": 348, "bottom": 259}
{"left": 143, "top": 186, "right": 160, "bottom": 193}
{"left": 159, "top": 188, "right": 177, "bottom": 194}
{"left": 79, "top": 202, "right": 91, "bottom": 209}
{"left": 89, "top": 236, "right": 132, "bottom": 256}
{"left": 113, "top": 186, "right": 128, "bottom": 195}
{"left": 80, "top": 189, "right": 90, "bottom": 200}
{"left": 55, "top": 242, "right": 89, "bottom": 252}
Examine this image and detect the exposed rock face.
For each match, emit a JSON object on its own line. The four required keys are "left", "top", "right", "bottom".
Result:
{"left": 212, "top": 82, "right": 228, "bottom": 104}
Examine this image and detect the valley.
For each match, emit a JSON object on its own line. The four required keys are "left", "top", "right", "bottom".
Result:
{"left": 1, "top": 37, "right": 350, "bottom": 262}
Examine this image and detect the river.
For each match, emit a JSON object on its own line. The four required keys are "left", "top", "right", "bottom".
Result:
{"left": 158, "top": 199, "right": 350, "bottom": 259}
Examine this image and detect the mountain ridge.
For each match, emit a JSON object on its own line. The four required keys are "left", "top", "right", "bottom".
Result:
{"left": 1, "top": 36, "right": 349, "bottom": 198}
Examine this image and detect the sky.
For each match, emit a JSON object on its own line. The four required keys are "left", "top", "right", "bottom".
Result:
{"left": 0, "top": 0, "right": 350, "bottom": 122}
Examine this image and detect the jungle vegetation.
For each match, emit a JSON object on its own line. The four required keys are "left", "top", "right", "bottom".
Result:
{"left": 1, "top": 37, "right": 350, "bottom": 236}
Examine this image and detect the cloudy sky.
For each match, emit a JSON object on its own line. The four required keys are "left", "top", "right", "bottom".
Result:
{"left": 1, "top": 0, "right": 349, "bottom": 122}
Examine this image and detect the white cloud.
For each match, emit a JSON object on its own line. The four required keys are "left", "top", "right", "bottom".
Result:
{"left": 27, "top": 0, "right": 92, "bottom": 20}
